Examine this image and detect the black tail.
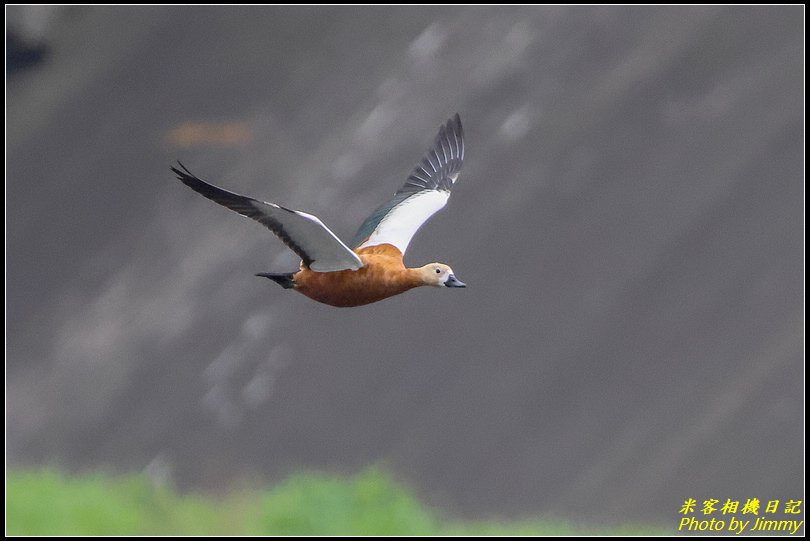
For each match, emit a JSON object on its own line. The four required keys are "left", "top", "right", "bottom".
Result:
{"left": 256, "top": 272, "right": 296, "bottom": 289}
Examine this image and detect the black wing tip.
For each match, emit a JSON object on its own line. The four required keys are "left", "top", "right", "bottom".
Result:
{"left": 440, "top": 113, "right": 463, "bottom": 146}
{"left": 435, "top": 114, "right": 461, "bottom": 137}
{"left": 435, "top": 113, "right": 464, "bottom": 175}
{"left": 446, "top": 113, "right": 462, "bottom": 137}
{"left": 172, "top": 162, "right": 228, "bottom": 204}
{"left": 172, "top": 162, "right": 217, "bottom": 196}
{"left": 171, "top": 160, "right": 198, "bottom": 183}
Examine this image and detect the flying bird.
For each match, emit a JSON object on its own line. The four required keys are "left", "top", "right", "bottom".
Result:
{"left": 173, "top": 114, "right": 466, "bottom": 307}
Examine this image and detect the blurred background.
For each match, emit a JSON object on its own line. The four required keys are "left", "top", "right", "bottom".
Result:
{"left": 6, "top": 5, "right": 803, "bottom": 528}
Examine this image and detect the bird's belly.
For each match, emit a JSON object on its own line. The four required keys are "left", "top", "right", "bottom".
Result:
{"left": 294, "top": 266, "right": 416, "bottom": 307}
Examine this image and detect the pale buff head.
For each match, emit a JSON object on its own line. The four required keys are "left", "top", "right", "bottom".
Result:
{"left": 418, "top": 263, "right": 466, "bottom": 288}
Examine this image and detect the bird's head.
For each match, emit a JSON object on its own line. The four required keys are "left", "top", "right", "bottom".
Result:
{"left": 419, "top": 263, "right": 466, "bottom": 288}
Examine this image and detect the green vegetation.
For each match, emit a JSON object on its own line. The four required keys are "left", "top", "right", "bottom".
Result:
{"left": 6, "top": 468, "right": 666, "bottom": 535}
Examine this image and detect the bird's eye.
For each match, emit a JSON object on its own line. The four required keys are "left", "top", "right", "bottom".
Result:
{"left": 435, "top": 268, "right": 441, "bottom": 274}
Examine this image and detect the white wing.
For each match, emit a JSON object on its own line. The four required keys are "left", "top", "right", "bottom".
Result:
{"left": 352, "top": 114, "right": 464, "bottom": 254}
{"left": 174, "top": 164, "right": 362, "bottom": 272}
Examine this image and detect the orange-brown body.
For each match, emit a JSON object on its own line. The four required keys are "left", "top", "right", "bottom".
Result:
{"left": 292, "top": 244, "right": 424, "bottom": 307}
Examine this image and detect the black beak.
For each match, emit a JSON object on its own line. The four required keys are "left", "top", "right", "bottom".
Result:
{"left": 445, "top": 274, "right": 466, "bottom": 288}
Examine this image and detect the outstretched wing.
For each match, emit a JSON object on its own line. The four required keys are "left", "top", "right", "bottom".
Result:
{"left": 173, "top": 163, "right": 363, "bottom": 272}
{"left": 351, "top": 114, "right": 464, "bottom": 254}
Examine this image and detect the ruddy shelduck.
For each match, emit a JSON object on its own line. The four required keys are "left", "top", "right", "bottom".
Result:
{"left": 173, "top": 114, "right": 466, "bottom": 307}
